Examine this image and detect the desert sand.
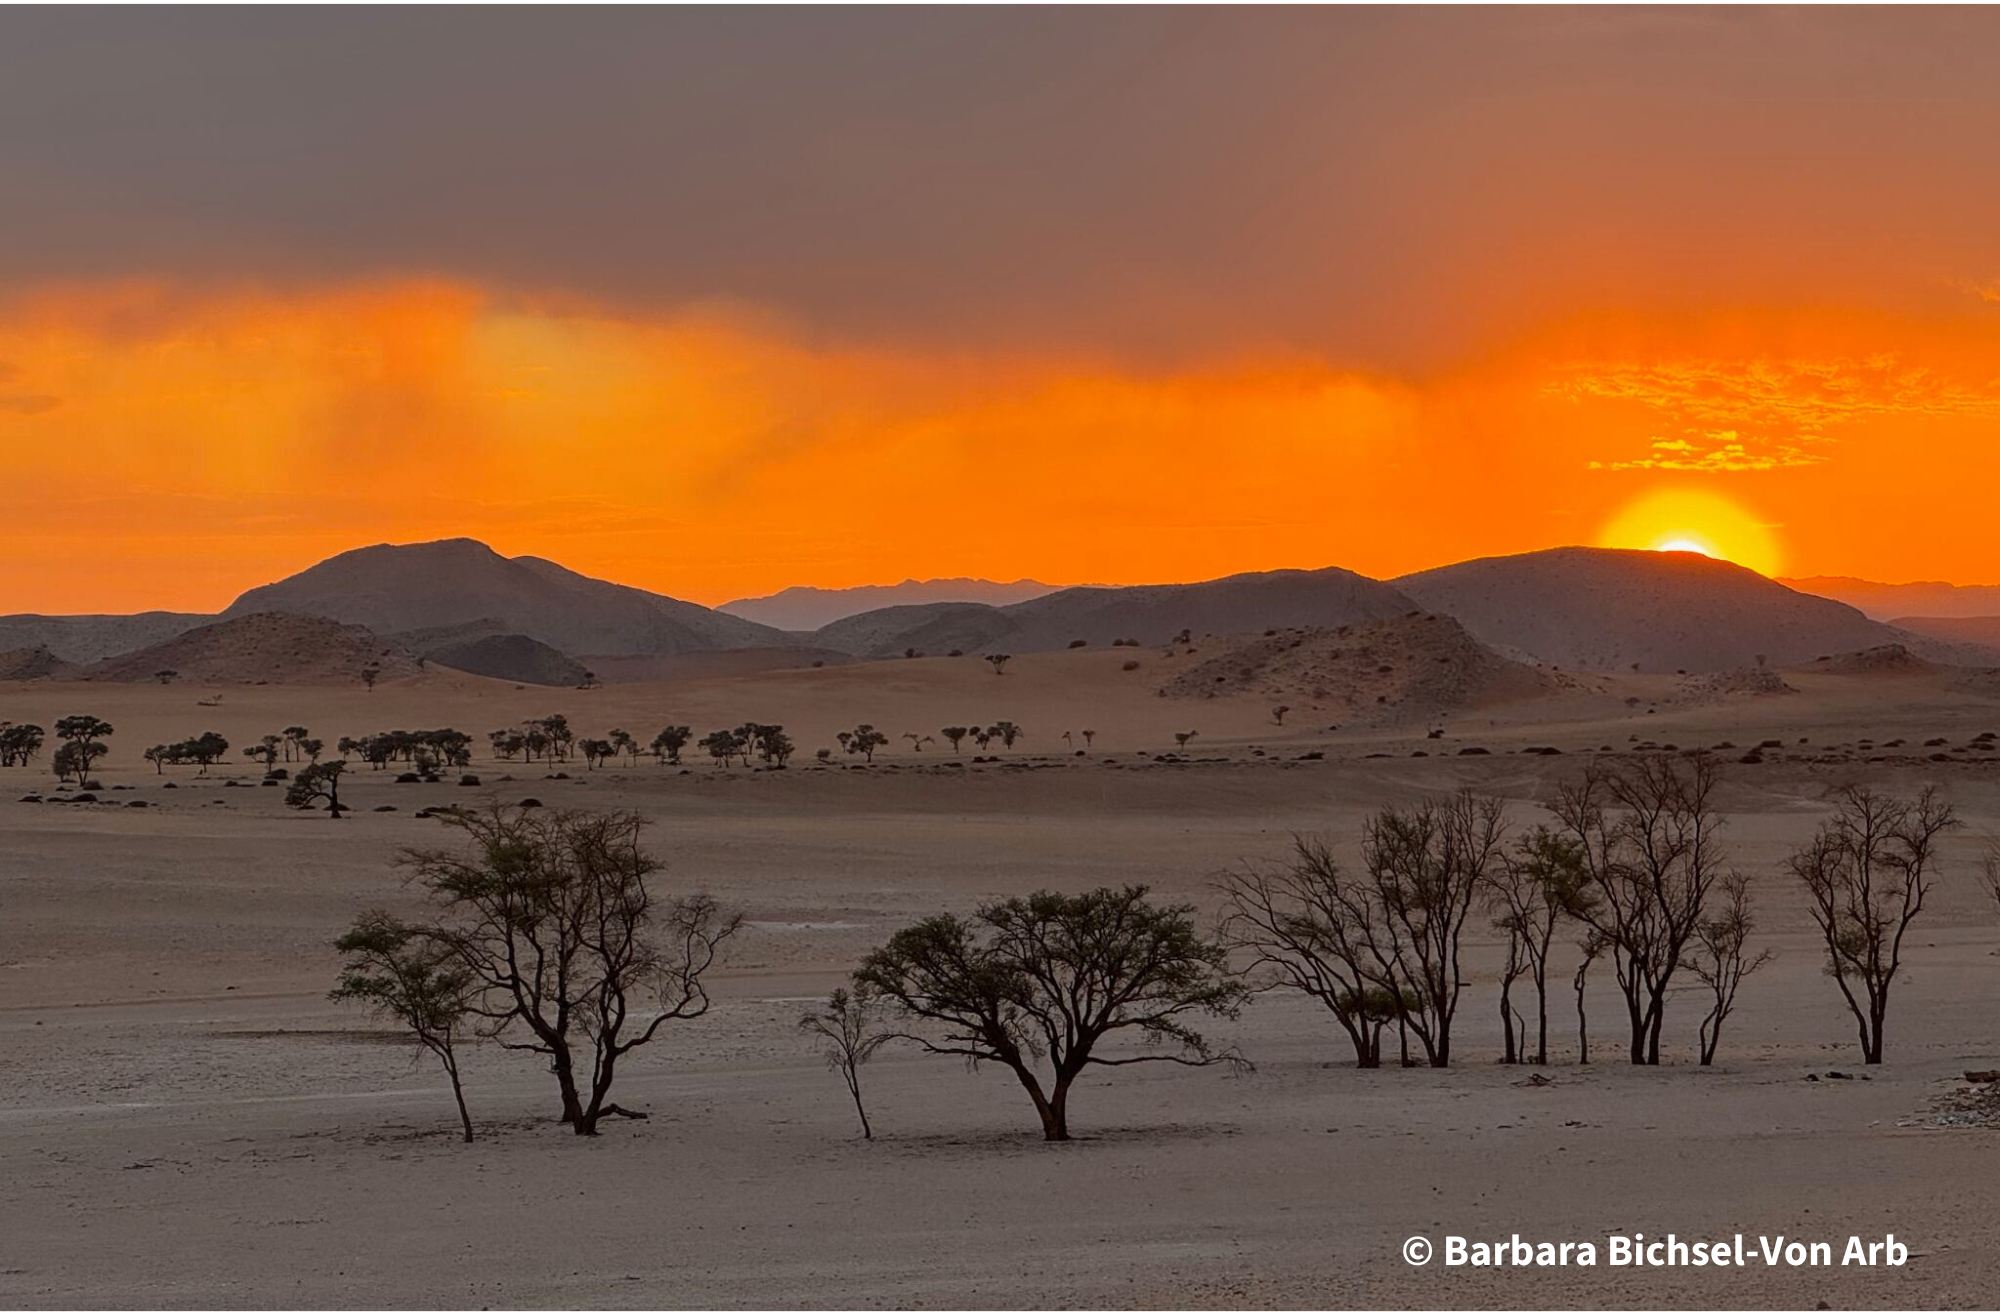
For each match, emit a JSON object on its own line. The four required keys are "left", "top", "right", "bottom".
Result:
{"left": 4, "top": 650, "right": 1999, "bottom": 1309}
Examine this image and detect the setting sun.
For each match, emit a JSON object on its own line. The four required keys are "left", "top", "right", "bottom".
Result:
{"left": 1596, "top": 489, "right": 1784, "bottom": 578}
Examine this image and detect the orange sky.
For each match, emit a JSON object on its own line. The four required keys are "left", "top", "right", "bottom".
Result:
{"left": 5, "top": 11, "right": 2000, "bottom": 613}
{"left": 4, "top": 278, "right": 1999, "bottom": 612}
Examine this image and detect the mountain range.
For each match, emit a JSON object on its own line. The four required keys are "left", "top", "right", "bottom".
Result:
{"left": 3, "top": 539, "right": 1997, "bottom": 686}
{"left": 719, "top": 578, "right": 1062, "bottom": 631}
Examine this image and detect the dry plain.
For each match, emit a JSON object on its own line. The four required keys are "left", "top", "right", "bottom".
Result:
{"left": 3, "top": 650, "right": 1999, "bottom": 1308}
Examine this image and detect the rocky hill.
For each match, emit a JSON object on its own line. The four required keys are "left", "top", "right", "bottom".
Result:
{"left": 223, "top": 539, "right": 786, "bottom": 657}
{"left": 721, "top": 578, "right": 1061, "bottom": 631}
{"left": 73, "top": 613, "right": 423, "bottom": 686}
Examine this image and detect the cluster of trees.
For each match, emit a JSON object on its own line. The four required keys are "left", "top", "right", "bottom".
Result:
{"left": 1218, "top": 757, "right": 1961, "bottom": 1075}
{"left": 695, "top": 722, "right": 796, "bottom": 767}
{"left": 143, "top": 732, "right": 231, "bottom": 775}
{"left": 936, "top": 722, "right": 1024, "bottom": 754}
{"left": 337, "top": 728, "right": 473, "bottom": 773}
{"left": 332, "top": 805, "right": 740, "bottom": 1138}
{"left": 335, "top": 754, "right": 1984, "bottom": 1149}
{"left": 486, "top": 715, "right": 574, "bottom": 763}
{"left": 0, "top": 721, "right": 45, "bottom": 766}
{"left": 245, "top": 726, "right": 324, "bottom": 770}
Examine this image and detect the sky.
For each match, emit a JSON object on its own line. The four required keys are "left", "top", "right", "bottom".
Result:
{"left": 4, "top": 7, "right": 2000, "bottom": 613}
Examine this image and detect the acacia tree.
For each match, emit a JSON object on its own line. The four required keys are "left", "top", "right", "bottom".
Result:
{"left": 1690, "top": 872, "right": 1771, "bottom": 1066}
{"left": 798, "top": 986, "right": 894, "bottom": 1140}
{"left": 985, "top": 653, "right": 1012, "bottom": 675}
{"left": 286, "top": 760, "right": 348, "bottom": 819}
{"left": 608, "top": 728, "right": 637, "bottom": 766}
{"left": 856, "top": 885, "right": 1245, "bottom": 1140}
{"left": 699, "top": 728, "right": 744, "bottom": 766}
{"left": 53, "top": 715, "right": 112, "bottom": 786}
{"left": 843, "top": 725, "right": 888, "bottom": 763}
{"left": 1787, "top": 785, "right": 1958, "bottom": 1064}
{"left": 331, "top": 912, "right": 478, "bottom": 1142}
{"left": 0, "top": 722, "right": 46, "bottom": 767}
{"left": 1218, "top": 842, "right": 1395, "bottom": 1068}
{"left": 397, "top": 805, "right": 741, "bottom": 1134}
{"left": 1550, "top": 753, "right": 1730, "bottom": 1065}
{"left": 578, "top": 737, "right": 616, "bottom": 769}
{"left": 940, "top": 726, "right": 969, "bottom": 753}
{"left": 1484, "top": 827, "right": 1592, "bottom": 1065}
{"left": 988, "top": 721, "right": 1023, "bottom": 750}
{"left": 650, "top": 725, "right": 692, "bottom": 764}
{"left": 245, "top": 735, "right": 282, "bottom": 771}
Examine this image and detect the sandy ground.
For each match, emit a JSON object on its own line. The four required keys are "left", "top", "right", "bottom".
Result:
{"left": 4, "top": 654, "right": 2000, "bottom": 1308}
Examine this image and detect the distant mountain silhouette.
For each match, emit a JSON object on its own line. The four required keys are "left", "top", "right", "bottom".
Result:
{"left": 1396, "top": 547, "right": 1935, "bottom": 673}
{"left": 814, "top": 567, "right": 1416, "bottom": 656}
{"left": 1887, "top": 614, "right": 2000, "bottom": 659}
{"left": 1785, "top": 575, "right": 2000, "bottom": 621}
{"left": 73, "top": 613, "right": 423, "bottom": 685}
{"left": 222, "top": 539, "right": 787, "bottom": 657}
{"left": 721, "top": 578, "right": 1063, "bottom": 631}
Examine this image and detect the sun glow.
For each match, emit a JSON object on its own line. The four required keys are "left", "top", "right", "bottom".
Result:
{"left": 1597, "top": 489, "right": 1783, "bottom": 578}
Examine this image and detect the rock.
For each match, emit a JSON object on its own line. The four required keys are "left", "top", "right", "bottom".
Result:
{"left": 457, "top": 775, "right": 481, "bottom": 786}
{"left": 1965, "top": 1070, "right": 2000, "bottom": 1084}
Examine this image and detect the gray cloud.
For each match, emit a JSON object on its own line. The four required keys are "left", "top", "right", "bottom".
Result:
{"left": 4, "top": 8, "right": 2000, "bottom": 366}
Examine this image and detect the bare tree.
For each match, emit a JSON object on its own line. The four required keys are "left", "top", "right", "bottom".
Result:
{"left": 1788, "top": 785, "right": 1958, "bottom": 1064}
{"left": 396, "top": 805, "right": 742, "bottom": 1134}
{"left": 1484, "top": 827, "right": 1591, "bottom": 1065}
{"left": 331, "top": 912, "right": 478, "bottom": 1142}
{"left": 1550, "top": 753, "right": 1729, "bottom": 1065}
{"left": 1690, "top": 872, "right": 1772, "bottom": 1066}
{"left": 857, "top": 886, "right": 1245, "bottom": 1140}
{"left": 1572, "top": 932, "right": 1604, "bottom": 1064}
{"left": 799, "top": 986, "right": 894, "bottom": 1139}
{"left": 1352, "top": 791, "right": 1507, "bottom": 1067}
{"left": 1218, "top": 843, "right": 1393, "bottom": 1068}
{"left": 1081, "top": 729, "right": 1096, "bottom": 749}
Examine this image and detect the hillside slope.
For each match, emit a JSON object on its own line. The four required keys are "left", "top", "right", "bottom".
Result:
{"left": 1787, "top": 575, "right": 2000, "bottom": 620}
{"left": 0, "top": 612, "right": 211, "bottom": 664}
{"left": 1395, "top": 547, "right": 1906, "bottom": 673}
{"left": 819, "top": 566, "right": 1418, "bottom": 656}
{"left": 223, "top": 539, "right": 786, "bottom": 657}
{"left": 73, "top": 613, "right": 423, "bottom": 686}
{"left": 1157, "top": 614, "right": 1570, "bottom": 725}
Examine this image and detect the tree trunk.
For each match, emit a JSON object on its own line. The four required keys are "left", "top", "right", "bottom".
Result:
{"left": 1042, "top": 1079, "right": 1071, "bottom": 1142}
{"left": 444, "top": 1053, "right": 474, "bottom": 1143}
{"left": 1498, "top": 976, "right": 1518, "bottom": 1065}
{"left": 844, "top": 1065, "right": 872, "bottom": 1140}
